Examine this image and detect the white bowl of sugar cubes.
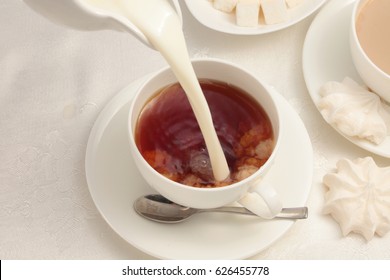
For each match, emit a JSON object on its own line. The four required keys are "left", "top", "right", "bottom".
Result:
{"left": 185, "top": 0, "right": 326, "bottom": 34}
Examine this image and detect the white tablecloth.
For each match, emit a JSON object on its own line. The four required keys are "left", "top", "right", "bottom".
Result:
{"left": 1, "top": 0, "right": 390, "bottom": 259}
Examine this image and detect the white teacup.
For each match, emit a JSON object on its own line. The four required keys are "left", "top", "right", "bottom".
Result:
{"left": 350, "top": 0, "right": 390, "bottom": 102}
{"left": 128, "top": 58, "right": 283, "bottom": 219}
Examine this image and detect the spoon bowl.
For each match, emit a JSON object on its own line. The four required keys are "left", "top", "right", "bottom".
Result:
{"left": 134, "top": 194, "right": 308, "bottom": 223}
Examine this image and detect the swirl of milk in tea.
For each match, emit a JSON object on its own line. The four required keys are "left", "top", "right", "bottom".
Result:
{"left": 82, "top": 0, "right": 230, "bottom": 181}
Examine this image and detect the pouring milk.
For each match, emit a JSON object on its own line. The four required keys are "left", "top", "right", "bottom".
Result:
{"left": 83, "top": 0, "right": 230, "bottom": 181}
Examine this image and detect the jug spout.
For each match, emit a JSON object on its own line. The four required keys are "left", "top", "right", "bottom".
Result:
{"left": 23, "top": 0, "right": 183, "bottom": 49}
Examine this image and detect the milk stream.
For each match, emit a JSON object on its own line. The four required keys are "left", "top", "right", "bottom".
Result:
{"left": 83, "top": 0, "right": 230, "bottom": 181}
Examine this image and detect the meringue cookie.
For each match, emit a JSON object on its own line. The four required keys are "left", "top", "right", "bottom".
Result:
{"left": 323, "top": 157, "right": 390, "bottom": 241}
{"left": 318, "top": 77, "right": 390, "bottom": 145}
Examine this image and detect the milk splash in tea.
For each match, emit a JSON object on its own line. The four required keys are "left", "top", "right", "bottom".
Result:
{"left": 136, "top": 80, "right": 274, "bottom": 187}
{"left": 82, "top": 0, "right": 230, "bottom": 180}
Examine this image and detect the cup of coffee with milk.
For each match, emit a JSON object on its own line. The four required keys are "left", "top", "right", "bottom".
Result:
{"left": 350, "top": 0, "right": 390, "bottom": 102}
{"left": 128, "top": 58, "right": 284, "bottom": 219}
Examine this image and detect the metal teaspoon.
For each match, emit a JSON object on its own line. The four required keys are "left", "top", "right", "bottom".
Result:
{"left": 134, "top": 194, "right": 308, "bottom": 223}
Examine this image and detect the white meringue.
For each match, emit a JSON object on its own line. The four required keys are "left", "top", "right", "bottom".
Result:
{"left": 323, "top": 157, "right": 390, "bottom": 241}
{"left": 318, "top": 77, "right": 390, "bottom": 145}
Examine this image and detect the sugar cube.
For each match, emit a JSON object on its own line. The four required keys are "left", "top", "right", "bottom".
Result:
{"left": 260, "top": 0, "right": 288, "bottom": 25}
{"left": 213, "top": 0, "right": 239, "bottom": 13}
{"left": 285, "top": 0, "right": 305, "bottom": 9}
{"left": 236, "top": 0, "right": 260, "bottom": 27}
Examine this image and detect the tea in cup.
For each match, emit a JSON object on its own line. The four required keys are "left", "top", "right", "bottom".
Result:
{"left": 350, "top": 0, "right": 390, "bottom": 102}
{"left": 128, "top": 59, "right": 283, "bottom": 219}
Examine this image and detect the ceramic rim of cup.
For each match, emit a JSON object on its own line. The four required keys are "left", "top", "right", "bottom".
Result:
{"left": 128, "top": 58, "right": 283, "bottom": 193}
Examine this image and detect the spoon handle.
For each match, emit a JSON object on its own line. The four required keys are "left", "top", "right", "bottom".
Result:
{"left": 278, "top": 207, "right": 308, "bottom": 219}
{"left": 200, "top": 206, "right": 308, "bottom": 219}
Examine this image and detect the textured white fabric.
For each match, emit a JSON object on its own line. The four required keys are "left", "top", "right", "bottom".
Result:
{"left": 1, "top": 0, "right": 390, "bottom": 259}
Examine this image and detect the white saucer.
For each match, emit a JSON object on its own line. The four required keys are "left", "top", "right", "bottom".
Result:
{"left": 303, "top": 0, "right": 390, "bottom": 158}
{"left": 85, "top": 77, "right": 313, "bottom": 259}
{"left": 184, "top": 0, "right": 326, "bottom": 35}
